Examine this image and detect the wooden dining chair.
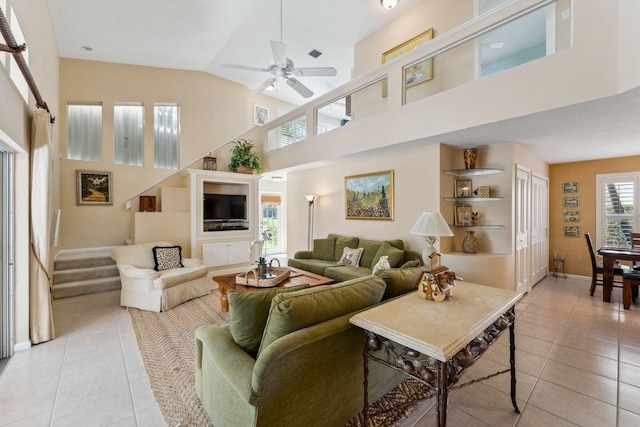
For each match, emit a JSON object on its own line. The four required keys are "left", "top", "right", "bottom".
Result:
{"left": 623, "top": 270, "right": 640, "bottom": 309}
{"left": 585, "top": 232, "right": 629, "bottom": 296}
{"left": 632, "top": 232, "right": 640, "bottom": 271}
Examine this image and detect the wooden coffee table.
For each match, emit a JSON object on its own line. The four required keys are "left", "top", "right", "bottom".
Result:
{"left": 212, "top": 267, "right": 334, "bottom": 312}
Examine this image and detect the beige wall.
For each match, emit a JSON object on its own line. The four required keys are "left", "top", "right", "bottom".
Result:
{"left": 286, "top": 142, "right": 442, "bottom": 258}
{"left": 549, "top": 155, "right": 640, "bottom": 278}
{"left": 0, "top": 0, "right": 60, "bottom": 348}
{"left": 58, "top": 59, "right": 289, "bottom": 250}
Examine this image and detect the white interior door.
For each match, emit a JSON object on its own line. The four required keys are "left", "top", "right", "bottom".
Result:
{"left": 531, "top": 174, "right": 549, "bottom": 285}
{"left": 515, "top": 166, "right": 530, "bottom": 295}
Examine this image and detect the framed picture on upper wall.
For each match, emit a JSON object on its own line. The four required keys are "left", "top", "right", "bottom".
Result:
{"left": 381, "top": 28, "right": 434, "bottom": 97}
{"left": 345, "top": 170, "right": 394, "bottom": 220}
{"left": 76, "top": 170, "right": 113, "bottom": 205}
{"left": 254, "top": 105, "right": 269, "bottom": 126}
{"left": 563, "top": 182, "right": 579, "bottom": 193}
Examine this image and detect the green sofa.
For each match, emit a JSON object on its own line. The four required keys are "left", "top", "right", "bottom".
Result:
{"left": 288, "top": 234, "right": 422, "bottom": 283}
{"left": 195, "top": 272, "right": 424, "bottom": 427}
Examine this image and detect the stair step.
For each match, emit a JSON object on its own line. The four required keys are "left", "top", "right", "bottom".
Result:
{"left": 52, "top": 277, "right": 121, "bottom": 299}
{"left": 53, "top": 264, "right": 120, "bottom": 285}
{"left": 54, "top": 250, "right": 115, "bottom": 271}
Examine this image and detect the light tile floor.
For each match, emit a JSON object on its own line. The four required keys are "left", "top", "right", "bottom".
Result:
{"left": 1, "top": 275, "right": 640, "bottom": 426}
{"left": 399, "top": 276, "right": 640, "bottom": 427}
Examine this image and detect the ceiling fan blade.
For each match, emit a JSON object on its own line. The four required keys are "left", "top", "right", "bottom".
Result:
{"left": 286, "top": 77, "right": 313, "bottom": 98}
{"left": 222, "top": 63, "right": 269, "bottom": 73}
{"left": 252, "top": 78, "right": 277, "bottom": 94}
{"left": 271, "top": 41, "right": 287, "bottom": 66}
{"left": 293, "top": 67, "right": 337, "bottom": 77}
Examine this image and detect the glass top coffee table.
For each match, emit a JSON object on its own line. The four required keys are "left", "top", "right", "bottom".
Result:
{"left": 212, "top": 267, "right": 334, "bottom": 312}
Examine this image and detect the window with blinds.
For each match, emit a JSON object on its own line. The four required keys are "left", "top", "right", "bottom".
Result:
{"left": 598, "top": 174, "right": 639, "bottom": 248}
{"left": 67, "top": 104, "right": 103, "bottom": 162}
{"left": 277, "top": 115, "right": 306, "bottom": 148}
{"left": 261, "top": 193, "right": 283, "bottom": 254}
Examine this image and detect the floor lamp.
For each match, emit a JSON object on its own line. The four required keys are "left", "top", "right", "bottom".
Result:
{"left": 305, "top": 195, "right": 317, "bottom": 250}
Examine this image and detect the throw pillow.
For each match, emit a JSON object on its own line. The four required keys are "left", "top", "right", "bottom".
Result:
{"left": 152, "top": 246, "right": 183, "bottom": 271}
{"left": 311, "top": 238, "right": 336, "bottom": 261}
{"left": 337, "top": 247, "right": 364, "bottom": 266}
{"left": 375, "top": 266, "right": 425, "bottom": 300}
{"left": 333, "top": 236, "right": 359, "bottom": 261}
{"left": 228, "top": 284, "right": 310, "bottom": 355}
{"left": 401, "top": 259, "right": 421, "bottom": 269}
{"left": 372, "top": 242, "right": 405, "bottom": 269}
{"left": 257, "top": 276, "right": 386, "bottom": 356}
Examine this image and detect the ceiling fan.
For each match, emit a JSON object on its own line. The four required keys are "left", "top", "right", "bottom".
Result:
{"left": 221, "top": 1, "right": 337, "bottom": 98}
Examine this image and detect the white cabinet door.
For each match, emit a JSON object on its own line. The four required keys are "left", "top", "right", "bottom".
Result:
{"left": 227, "top": 241, "right": 251, "bottom": 265}
{"left": 202, "top": 243, "right": 229, "bottom": 267}
{"left": 202, "top": 241, "right": 251, "bottom": 267}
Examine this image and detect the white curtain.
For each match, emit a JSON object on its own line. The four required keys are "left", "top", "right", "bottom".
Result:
{"left": 29, "top": 109, "right": 54, "bottom": 344}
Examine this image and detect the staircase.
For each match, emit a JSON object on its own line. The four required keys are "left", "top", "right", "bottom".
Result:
{"left": 52, "top": 250, "right": 121, "bottom": 299}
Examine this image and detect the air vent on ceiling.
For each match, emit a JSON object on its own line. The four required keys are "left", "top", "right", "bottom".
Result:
{"left": 308, "top": 49, "right": 322, "bottom": 59}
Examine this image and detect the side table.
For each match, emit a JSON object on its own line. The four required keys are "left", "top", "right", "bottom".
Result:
{"left": 350, "top": 281, "right": 522, "bottom": 426}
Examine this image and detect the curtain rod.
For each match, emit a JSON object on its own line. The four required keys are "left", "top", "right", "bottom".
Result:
{"left": 0, "top": 7, "right": 55, "bottom": 124}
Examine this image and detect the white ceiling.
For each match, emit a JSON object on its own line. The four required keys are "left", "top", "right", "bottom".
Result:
{"left": 47, "top": 0, "right": 640, "bottom": 164}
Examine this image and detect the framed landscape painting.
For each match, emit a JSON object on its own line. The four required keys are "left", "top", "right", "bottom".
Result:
{"left": 345, "top": 170, "right": 394, "bottom": 220}
{"left": 381, "top": 28, "right": 434, "bottom": 97}
{"left": 77, "top": 170, "right": 113, "bottom": 205}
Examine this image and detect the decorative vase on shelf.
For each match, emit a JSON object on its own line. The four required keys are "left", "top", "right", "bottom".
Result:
{"left": 463, "top": 148, "right": 478, "bottom": 169}
{"left": 462, "top": 230, "right": 478, "bottom": 254}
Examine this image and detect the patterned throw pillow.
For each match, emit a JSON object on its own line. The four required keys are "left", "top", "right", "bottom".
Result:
{"left": 152, "top": 246, "right": 184, "bottom": 271}
{"left": 337, "top": 247, "right": 364, "bottom": 266}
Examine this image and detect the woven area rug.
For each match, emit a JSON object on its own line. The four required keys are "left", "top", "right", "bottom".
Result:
{"left": 128, "top": 290, "right": 431, "bottom": 427}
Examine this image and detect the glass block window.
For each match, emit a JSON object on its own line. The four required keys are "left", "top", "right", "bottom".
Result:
{"left": 67, "top": 104, "right": 102, "bottom": 162}
{"left": 154, "top": 104, "right": 179, "bottom": 169}
{"left": 114, "top": 105, "right": 143, "bottom": 166}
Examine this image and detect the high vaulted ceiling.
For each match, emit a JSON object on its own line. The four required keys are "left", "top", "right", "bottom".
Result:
{"left": 48, "top": 0, "right": 423, "bottom": 105}
{"left": 46, "top": 0, "right": 640, "bottom": 164}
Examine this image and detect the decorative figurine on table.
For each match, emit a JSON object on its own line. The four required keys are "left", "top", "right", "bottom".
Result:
{"left": 417, "top": 266, "right": 456, "bottom": 302}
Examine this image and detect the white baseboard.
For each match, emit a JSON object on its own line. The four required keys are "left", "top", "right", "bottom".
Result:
{"left": 14, "top": 341, "right": 31, "bottom": 352}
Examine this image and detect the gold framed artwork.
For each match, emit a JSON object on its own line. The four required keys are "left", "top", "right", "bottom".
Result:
{"left": 564, "top": 225, "right": 580, "bottom": 238}
{"left": 563, "top": 196, "right": 579, "bottom": 208}
{"left": 382, "top": 28, "right": 434, "bottom": 97}
{"left": 76, "top": 170, "right": 113, "bottom": 205}
{"left": 563, "top": 210, "right": 580, "bottom": 223}
{"left": 563, "top": 182, "right": 579, "bottom": 194}
{"left": 345, "top": 170, "right": 394, "bottom": 220}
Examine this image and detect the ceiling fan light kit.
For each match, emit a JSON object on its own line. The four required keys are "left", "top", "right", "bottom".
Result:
{"left": 381, "top": 0, "right": 399, "bottom": 10}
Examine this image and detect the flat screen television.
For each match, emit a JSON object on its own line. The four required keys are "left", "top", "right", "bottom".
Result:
{"left": 203, "top": 193, "right": 247, "bottom": 221}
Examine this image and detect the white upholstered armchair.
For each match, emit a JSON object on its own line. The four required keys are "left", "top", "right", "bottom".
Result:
{"left": 111, "top": 241, "right": 214, "bottom": 312}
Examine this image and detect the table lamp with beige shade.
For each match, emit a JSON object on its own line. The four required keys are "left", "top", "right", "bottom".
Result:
{"left": 409, "top": 211, "right": 454, "bottom": 268}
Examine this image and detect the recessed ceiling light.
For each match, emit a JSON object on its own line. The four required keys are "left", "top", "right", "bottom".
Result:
{"left": 80, "top": 46, "right": 93, "bottom": 52}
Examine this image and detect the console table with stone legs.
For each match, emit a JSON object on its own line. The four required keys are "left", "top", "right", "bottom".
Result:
{"left": 349, "top": 281, "right": 523, "bottom": 426}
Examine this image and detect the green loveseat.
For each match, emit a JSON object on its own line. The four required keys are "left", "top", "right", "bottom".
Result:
{"left": 288, "top": 234, "right": 422, "bottom": 282}
{"left": 195, "top": 272, "right": 424, "bottom": 427}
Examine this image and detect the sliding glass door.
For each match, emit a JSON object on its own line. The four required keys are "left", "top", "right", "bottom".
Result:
{"left": 0, "top": 147, "right": 13, "bottom": 365}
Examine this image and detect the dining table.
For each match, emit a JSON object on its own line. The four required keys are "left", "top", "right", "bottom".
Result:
{"left": 597, "top": 247, "right": 640, "bottom": 303}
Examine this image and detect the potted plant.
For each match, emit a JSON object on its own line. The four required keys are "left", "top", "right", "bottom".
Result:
{"left": 228, "top": 139, "right": 262, "bottom": 174}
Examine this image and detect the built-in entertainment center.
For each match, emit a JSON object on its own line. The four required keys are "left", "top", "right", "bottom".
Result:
{"left": 203, "top": 193, "right": 249, "bottom": 231}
